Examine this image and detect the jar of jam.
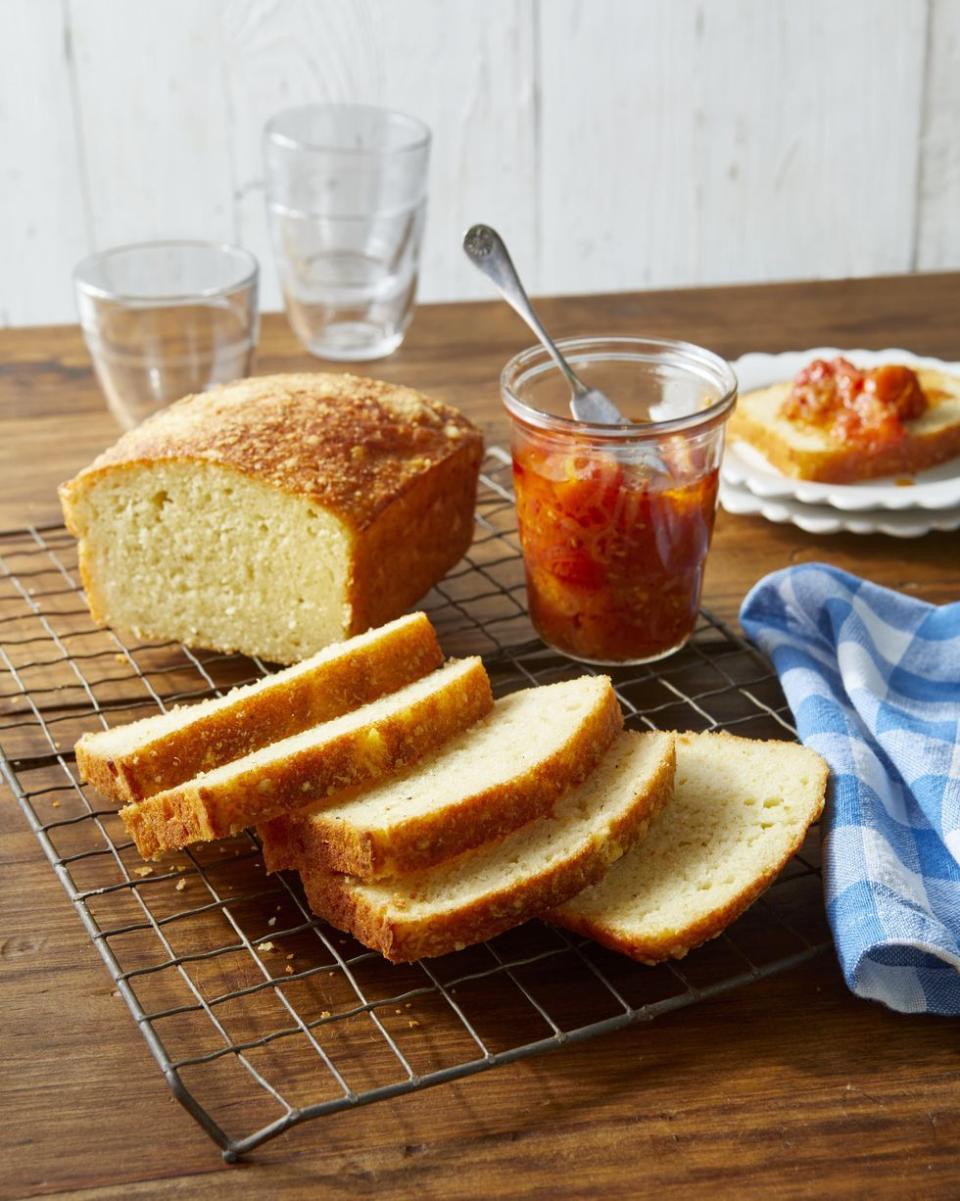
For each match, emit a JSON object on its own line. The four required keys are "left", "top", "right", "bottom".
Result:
{"left": 501, "top": 337, "right": 737, "bottom": 665}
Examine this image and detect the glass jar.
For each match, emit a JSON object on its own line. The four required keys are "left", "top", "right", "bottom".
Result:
{"left": 502, "top": 337, "right": 738, "bottom": 665}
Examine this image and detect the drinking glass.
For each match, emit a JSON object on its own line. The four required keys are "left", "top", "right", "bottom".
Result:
{"left": 74, "top": 241, "right": 259, "bottom": 430}
{"left": 502, "top": 337, "right": 738, "bottom": 665}
{"left": 264, "top": 104, "right": 430, "bottom": 361}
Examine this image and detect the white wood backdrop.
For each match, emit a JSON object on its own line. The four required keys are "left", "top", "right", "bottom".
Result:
{"left": 2, "top": 0, "right": 959, "bottom": 327}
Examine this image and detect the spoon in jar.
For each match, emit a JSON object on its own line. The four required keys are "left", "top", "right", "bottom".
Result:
{"left": 463, "top": 224, "right": 628, "bottom": 425}
{"left": 463, "top": 224, "right": 671, "bottom": 475}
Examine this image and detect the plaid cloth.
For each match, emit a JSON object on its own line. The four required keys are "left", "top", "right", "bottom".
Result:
{"left": 740, "top": 564, "right": 960, "bottom": 1016}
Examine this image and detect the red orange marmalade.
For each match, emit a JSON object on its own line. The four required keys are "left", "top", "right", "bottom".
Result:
{"left": 513, "top": 439, "right": 719, "bottom": 663}
{"left": 783, "top": 357, "right": 927, "bottom": 451}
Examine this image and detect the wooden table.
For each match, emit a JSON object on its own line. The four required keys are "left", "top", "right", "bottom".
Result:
{"left": 3, "top": 276, "right": 959, "bottom": 1200}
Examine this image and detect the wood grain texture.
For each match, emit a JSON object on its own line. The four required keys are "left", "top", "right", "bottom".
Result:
{"left": 538, "top": 0, "right": 928, "bottom": 294}
{"left": 0, "top": 0, "right": 89, "bottom": 326}
{"left": 68, "top": 0, "right": 235, "bottom": 248}
{"left": 2, "top": 277, "right": 960, "bottom": 1198}
{"left": 6, "top": 1, "right": 960, "bottom": 327}
{"left": 917, "top": 0, "right": 960, "bottom": 270}
{"left": 223, "top": 0, "right": 537, "bottom": 309}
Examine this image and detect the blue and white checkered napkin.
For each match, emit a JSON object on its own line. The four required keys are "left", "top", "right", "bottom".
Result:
{"left": 740, "top": 563, "right": 960, "bottom": 1015}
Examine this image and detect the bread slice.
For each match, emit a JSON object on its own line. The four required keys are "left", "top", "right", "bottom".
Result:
{"left": 260, "top": 674, "right": 623, "bottom": 879}
{"left": 550, "top": 731, "right": 827, "bottom": 963}
{"left": 296, "top": 731, "right": 676, "bottom": 963}
{"left": 59, "top": 373, "right": 483, "bottom": 664}
{"left": 728, "top": 368, "right": 960, "bottom": 483}
{"left": 121, "top": 657, "right": 493, "bottom": 859}
{"left": 76, "top": 613, "right": 443, "bottom": 805}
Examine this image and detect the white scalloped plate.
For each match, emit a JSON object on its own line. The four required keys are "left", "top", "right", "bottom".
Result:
{"left": 719, "top": 479, "right": 960, "bottom": 539}
{"left": 724, "top": 348, "right": 960, "bottom": 511}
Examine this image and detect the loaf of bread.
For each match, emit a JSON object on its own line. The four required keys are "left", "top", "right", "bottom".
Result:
{"left": 76, "top": 612, "right": 442, "bottom": 804}
{"left": 121, "top": 656, "right": 493, "bottom": 859}
{"left": 550, "top": 731, "right": 827, "bottom": 962}
{"left": 729, "top": 368, "right": 960, "bottom": 483}
{"left": 259, "top": 673, "right": 623, "bottom": 879}
{"left": 59, "top": 373, "right": 484, "bottom": 664}
{"left": 294, "top": 731, "right": 676, "bottom": 962}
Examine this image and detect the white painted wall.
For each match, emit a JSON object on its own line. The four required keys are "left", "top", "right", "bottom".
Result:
{"left": 1, "top": 0, "right": 958, "bottom": 327}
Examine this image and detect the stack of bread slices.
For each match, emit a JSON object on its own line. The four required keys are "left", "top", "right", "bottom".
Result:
{"left": 76, "top": 612, "right": 828, "bottom": 965}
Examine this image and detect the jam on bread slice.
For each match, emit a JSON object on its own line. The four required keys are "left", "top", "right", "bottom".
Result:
{"left": 729, "top": 358, "right": 960, "bottom": 483}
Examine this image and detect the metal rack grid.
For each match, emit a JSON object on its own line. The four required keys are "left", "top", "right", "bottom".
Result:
{"left": 0, "top": 447, "right": 829, "bottom": 1161}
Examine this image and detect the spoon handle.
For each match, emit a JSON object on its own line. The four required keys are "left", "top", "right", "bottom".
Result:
{"left": 462, "top": 225, "right": 586, "bottom": 398}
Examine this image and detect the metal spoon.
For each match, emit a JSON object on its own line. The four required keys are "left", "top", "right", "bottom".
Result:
{"left": 462, "top": 224, "right": 628, "bottom": 425}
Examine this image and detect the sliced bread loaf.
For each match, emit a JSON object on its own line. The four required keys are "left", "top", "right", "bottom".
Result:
{"left": 259, "top": 674, "right": 623, "bottom": 879}
{"left": 77, "top": 613, "right": 442, "bottom": 804}
{"left": 550, "top": 731, "right": 828, "bottom": 963}
{"left": 121, "top": 656, "right": 492, "bottom": 859}
{"left": 295, "top": 731, "right": 676, "bottom": 963}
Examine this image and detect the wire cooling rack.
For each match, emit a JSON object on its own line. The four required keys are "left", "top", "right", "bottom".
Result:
{"left": 0, "top": 447, "right": 828, "bottom": 1160}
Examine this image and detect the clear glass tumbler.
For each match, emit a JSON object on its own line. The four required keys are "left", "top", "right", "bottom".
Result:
{"left": 74, "top": 240, "right": 259, "bottom": 430}
{"left": 502, "top": 337, "right": 738, "bottom": 665}
{"left": 263, "top": 104, "right": 430, "bottom": 361}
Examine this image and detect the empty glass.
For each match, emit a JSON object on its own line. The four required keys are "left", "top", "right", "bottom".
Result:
{"left": 264, "top": 104, "right": 430, "bottom": 361}
{"left": 74, "top": 241, "right": 259, "bottom": 430}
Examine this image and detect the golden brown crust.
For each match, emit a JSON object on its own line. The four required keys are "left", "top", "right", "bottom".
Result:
{"left": 59, "top": 373, "right": 484, "bottom": 533}
{"left": 260, "top": 679, "right": 624, "bottom": 878}
{"left": 553, "top": 851, "right": 799, "bottom": 965}
{"left": 729, "top": 375, "right": 960, "bottom": 483}
{"left": 75, "top": 748, "right": 127, "bottom": 807}
{"left": 346, "top": 438, "right": 484, "bottom": 633}
{"left": 72, "top": 535, "right": 108, "bottom": 629}
{"left": 121, "top": 658, "right": 493, "bottom": 859}
{"left": 298, "top": 739, "right": 677, "bottom": 963}
{"left": 730, "top": 406, "right": 960, "bottom": 483}
{"left": 75, "top": 614, "right": 443, "bottom": 805}
{"left": 550, "top": 735, "right": 828, "bottom": 964}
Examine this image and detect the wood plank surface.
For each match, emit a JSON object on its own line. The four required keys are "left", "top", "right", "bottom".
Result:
{"left": 539, "top": 0, "right": 927, "bottom": 291}
{"left": 68, "top": 1, "right": 235, "bottom": 250}
{"left": 917, "top": 0, "right": 960, "bottom": 270}
{"left": 0, "top": 0, "right": 90, "bottom": 326}
{"left": 8, "top": 1, "right": 960, "bottom": 325}
{"left": 222, "top": 0, "right": 537, "bottom": 309}
{"left": 2, "top": 276, "right": 960, "bottom": 1199}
